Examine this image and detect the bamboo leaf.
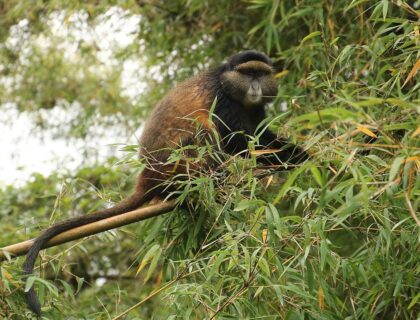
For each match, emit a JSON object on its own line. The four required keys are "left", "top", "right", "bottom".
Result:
{"left": 402, "top": 58, "right": 420, "bottom": 87}
{"left": 356, "top": 125, "right": 377, "bottom": 138}
{"left": 300, "top": 31, "right": 321, "bottom": 44}
{"left": 389, "top": 156, "right": 405, "bottom": 182}
{"left": 318, "top": 286, "right": 324, "bottom": 310}
{"left": 136, "top": 244, "right": 161, "bottom": 275}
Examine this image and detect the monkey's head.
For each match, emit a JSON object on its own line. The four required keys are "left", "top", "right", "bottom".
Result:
{"left": 220, "top": 50, "right": 278, "bottom": 108}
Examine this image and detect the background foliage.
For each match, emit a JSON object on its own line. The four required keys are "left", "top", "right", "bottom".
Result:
{"left": 0, "top": 0, "right": 419, "bottom": 319}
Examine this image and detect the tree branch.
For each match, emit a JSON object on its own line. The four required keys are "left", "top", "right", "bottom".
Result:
{"left": 0, "top": 200, "right": 177, "bottom": 262}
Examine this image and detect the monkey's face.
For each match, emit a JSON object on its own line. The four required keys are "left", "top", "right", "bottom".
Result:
{"left": 221, "top": 60, "right": 278, "bottom": 108}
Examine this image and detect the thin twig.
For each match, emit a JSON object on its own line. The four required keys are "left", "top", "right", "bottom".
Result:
{"left": 404, "top": 192, "right": 420, "bottom": 226}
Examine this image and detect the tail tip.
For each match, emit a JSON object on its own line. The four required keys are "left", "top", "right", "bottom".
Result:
{"left": 25, "top": 289, "right": 42, "bottom": 317}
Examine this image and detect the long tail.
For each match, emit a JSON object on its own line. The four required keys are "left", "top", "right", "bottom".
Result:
{"left": 23, "top": 188, "right": 150, "bottom": 316}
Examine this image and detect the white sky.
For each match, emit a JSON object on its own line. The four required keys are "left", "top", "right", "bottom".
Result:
{"left": 0, "top": 103, "right": 141, "bottom": 186}
{"left": 0, "top": 8, "right": 145, "bottom": 187}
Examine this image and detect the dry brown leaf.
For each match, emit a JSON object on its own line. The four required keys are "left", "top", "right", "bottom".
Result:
{"left": 156, "top": 269, "right": 163, "bottom": 286}
{"left": 402, "top": 58, "right": 420, "bottom": 87}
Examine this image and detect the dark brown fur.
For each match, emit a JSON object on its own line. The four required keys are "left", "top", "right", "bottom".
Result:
{"left": 23, "top": 51, "right": 308, "bottom": 316}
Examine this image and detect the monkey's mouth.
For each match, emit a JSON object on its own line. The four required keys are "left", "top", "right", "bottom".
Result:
{"left": 248, "top": 93, "right": 262, "bottom": 102}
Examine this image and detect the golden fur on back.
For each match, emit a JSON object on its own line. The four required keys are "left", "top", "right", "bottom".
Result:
{"left": 140, "top": 74, "right": 213, "bottom": 157}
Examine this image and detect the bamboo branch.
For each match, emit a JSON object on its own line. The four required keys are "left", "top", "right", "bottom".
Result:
{"left": 0, "top": 200, "right": 177, "bottom": 262}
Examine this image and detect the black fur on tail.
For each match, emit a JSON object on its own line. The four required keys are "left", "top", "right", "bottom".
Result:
{"left": 23, "top": 189, "right": 150, "bottom": 316}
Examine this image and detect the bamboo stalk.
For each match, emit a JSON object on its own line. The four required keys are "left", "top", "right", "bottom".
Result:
{"left": 0, "top": 200, "right": 177, "bottom": 262}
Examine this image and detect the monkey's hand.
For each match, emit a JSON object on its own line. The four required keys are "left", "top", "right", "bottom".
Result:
{"left": 256, "top": 134, "right": 310, "bottom": 167}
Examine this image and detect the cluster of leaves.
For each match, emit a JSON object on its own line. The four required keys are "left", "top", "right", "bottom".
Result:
{"left": 1, "top": 0, "right": 419, "bottom": 319}
{"left": 0, "top": 156, "right": 143, "bottom": 318}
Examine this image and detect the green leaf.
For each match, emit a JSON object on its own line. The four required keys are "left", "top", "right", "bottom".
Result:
{"left": 75, "top": 277, "right": 84, "bottom": 294}
{"left": 310, "top": 165, "right": 323, "bottom": 187}
{"left": 254, "top": 286, "right": 264, "bottom": 298}
{"left": 306, "top": 262, "right": 314, "bottom": 293}
{"left": 274, "top": 163, "right": 310, "bottom": 204}
{"left": 137, "top": 244, "right": 161, "bottom": 275}
{"left": 258, "top": 257, "right": 271, "bottom": 277}
{"left": 234, "top": 199, "right": 253, "bottom": 211}
{"left": 320, "top": 239, "right": 328, "bottom": 272}
{"left": 382, "top": 0, "right": 388, "bottom": 20}
{"left": 266, "top": 203, "right": 282, "bottom": 236}
{"left": 58, "top": 279, "right": 75, "bottom": 301}
{"left": 24, "top": 276, "right": 36, "bottom": 293}
{"left": 145, "top": 248, "right": 162, "bottom": 283}
{"left": 408, "top": 293, "right": 420, "bottom": 309}
{"left": 207, "top": 251, "right": 228, "bottom": 281}
{"left": 300, "top": 31, "right": 321, "bottom": 44}
{"left": 289, "top": 108, "right": 360, "bottom": 126}
{"left": 389, "top": 156, "right": 405, "bottom": 182}
{"left": 25, "top": 276, "right": 58, "bottom": 297}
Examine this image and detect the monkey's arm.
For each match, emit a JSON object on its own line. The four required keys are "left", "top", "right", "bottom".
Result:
{"left": 256, "top": 129, "right": 309, "bottom": 166}
{"left": 214, "top": 103, "right": 250, "bottom": 155}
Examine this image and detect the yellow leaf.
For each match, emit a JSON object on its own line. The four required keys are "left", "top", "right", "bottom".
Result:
{"left": 250, "top": 149, "right": 280, "bottom": 155}
{"left": 265, "top": 175, "right": 274, "bottom": 189}
{"left": 404, "top": 156, "right": 420, "bottom": 164}
{"left": 3, "top": 270, "right": 13, "bottom": 281}
{"left": 356, "top": 125, "right": 377, "bottom": 138}
{"left": 403, "top": 58, "right": 420, "bottom": 87}
{"left": 318, "top": 286, "right": 324, "bottom": 311}
{"left": 411, "top": 127, "right": 420, "bottom": 137}
{"left": 262, "top": 229, "right": 268, "bottom": 243}
{"left": 300, "top": 31, "right": 321, "bottom": 44}
{"left": 275, "top": 70, "right": 289, "bottom": 79}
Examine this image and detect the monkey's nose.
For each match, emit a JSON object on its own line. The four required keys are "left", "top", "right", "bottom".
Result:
{"left": 251, "top": 80, "right": 260, "bottom": 91}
